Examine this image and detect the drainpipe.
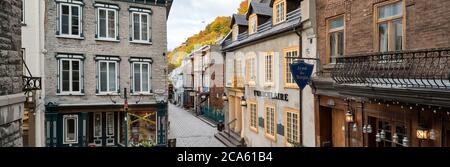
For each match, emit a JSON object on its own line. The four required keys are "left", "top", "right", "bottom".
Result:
{"left": 293, "top": 25, "right": 303, "bottom": 146}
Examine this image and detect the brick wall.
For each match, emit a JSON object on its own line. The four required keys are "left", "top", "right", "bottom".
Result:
{"left": 316, "top": 0, "right": 450, "bottom": 67}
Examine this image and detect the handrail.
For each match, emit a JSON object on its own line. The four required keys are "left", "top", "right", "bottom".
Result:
{"left": 227, "top": 118, "right": 237, "bottom": 138}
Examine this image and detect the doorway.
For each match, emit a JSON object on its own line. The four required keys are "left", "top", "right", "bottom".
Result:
{"left": 319, "top": 106, "right": 332, "bottom": 147}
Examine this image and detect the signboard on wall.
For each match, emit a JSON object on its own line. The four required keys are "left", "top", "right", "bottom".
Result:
{"left": 290, "top": 60, "right": 314, "bottom": 90}
{"left": 254, "top": 90, "right": 288, "bottom": 102}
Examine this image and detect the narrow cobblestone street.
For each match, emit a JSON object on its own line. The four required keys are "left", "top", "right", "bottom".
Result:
{"left": 168, "top": 103, "right": 225, "bottom": 147}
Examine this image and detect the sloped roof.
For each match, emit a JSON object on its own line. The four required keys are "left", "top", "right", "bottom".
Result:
{"left": 270, "top": 0, "right": 302, "bottom": 7}
{"left": 231, "top": 14, "right": 248, "bottom": 27}
{"left": 247, "top": 1, "right": 272, "bottom": 18}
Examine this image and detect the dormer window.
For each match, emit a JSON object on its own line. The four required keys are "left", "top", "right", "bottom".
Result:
{"left": 232, "top": 24, "right": 239, "bottom": 41}
{"left": 273, "top": 0, "right": 286, "bottom": 25}
{"left": 249, "top": 14, "right": 258, "bottom": 35}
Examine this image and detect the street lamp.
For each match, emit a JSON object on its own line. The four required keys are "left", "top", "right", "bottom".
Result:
{"left": 222, "top": 93, "right": 228, "bottom": 101}
{"left": 345, "top": 110, "right": 354, "bottom": 123}
{"left": 26, "top": 91, "right": 34, "bottom": 103}
{"left": 240, "top": 96, "right": 247, "bottom": 107}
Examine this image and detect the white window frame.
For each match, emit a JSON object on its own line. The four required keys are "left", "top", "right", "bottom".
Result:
{"left": 97, "top": 7, "right": 118, "bottom": 41}
{"left": 59, "top": 3, "right": 82, "bottom": 38}
{"left": 59, "top": 59, "right": 82, "bottom": 95}
{"left": 98, "top": 60, "right": 119, "bottom": 94}
{"left": 131, "top": 12, "right": 151, "bottom": 43}
{"left": 132, "top": 62, "right": 152, "bottom": 94}
{"left": 249, "top": 14, "right": 258, "bottom": 35}
{"left": 93, "top": 112, "right": 102, "bottom": 138}
{"left": 63, "top": 115, "right": 79, "bottom": 145}
{"left": 273, "top": 0, "right": 286, "bottom": 25}
{"left": 264, "top": 52, "right": 274, "bottom": 86}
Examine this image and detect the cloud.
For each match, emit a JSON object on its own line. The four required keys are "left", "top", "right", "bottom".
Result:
{"left": 167, "top": 0, "right": 242, "bottom": 51}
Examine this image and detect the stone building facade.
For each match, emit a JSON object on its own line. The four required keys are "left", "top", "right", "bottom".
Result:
{"left": 217, "top": 0, "right": 317, "bottom": 147}
{"left": 0, "top": 0, "right": 25, "bottom": 147}
{"left": 44, "top": 0, "right": 172, "bottom": 147}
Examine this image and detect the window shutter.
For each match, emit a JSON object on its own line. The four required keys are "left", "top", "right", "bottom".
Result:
{"left": 56, "top": 4, "right": 60, "bottom": 35}
{"left": 81, "top": 61, "right": 85, "bottom": 93}
{"left": 95, "top": 8, "right": 98, "bottom": 38}
{"left": 57, "top": 60, "right": 60, "bottom": 94}
{"left": 80, "top": 7, "right": 84, "bottom": 37}
{"left": 130, "top": 63, "right": 134, "bottom": 93}
{"left": 95, "top": 61, "right": 99, "bottom": 94}
{"left": 117, "top": 62, "right": 120, "bottom": 93}
{"left": 116, "top": 10, "right": 120, "bottom": 40}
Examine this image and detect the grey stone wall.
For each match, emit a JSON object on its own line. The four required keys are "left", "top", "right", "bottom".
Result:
{"left": 44, "top": 0, "right": 168, "bottom": 104}
{"left": 0, "top": 0, "right": 25, "bottom": 147}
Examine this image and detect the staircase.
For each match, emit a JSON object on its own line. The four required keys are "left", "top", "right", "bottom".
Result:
{"left": 214, "top": 130, "right": 246, "bottom": 147}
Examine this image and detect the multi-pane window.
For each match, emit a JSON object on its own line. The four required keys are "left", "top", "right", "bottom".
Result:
{"left": 273, "top": 0, "right": 286, "bottom": 25}
{"left": 93, "top": 113, "right": 102, "bottom": 138}
{"left": 377, "top": 1, "right": 403, "bottom": 52}
{"left": 286, "top": 110, "right": 299, "bottom": 145}
{"left": 63, "top": 115, "right": 78, "bottom": 144}
{"left": 249, "top": 102, "right": 258, "bottom": 132}
{"left": 60, "top": 59, "right": 81, "bottom": 93}
{"left": 249, "top": 14, "right": 257, "bottom": 35}
{"left": 60, "top": 3, "right": 81, "bottom": 37}
{"left": 232, "top": 24, "right": 239, "bottom": 41}
{"left": 246, "top": 57, "right": 256, "bottom": 85}
{"left": 97, "top": 8, "right": 117, "bottom": 39}
{"left": 284, "top": 49, "right": 298, "bottom": 87}
{"left": 264, "top": 53, "right": 273, "bottom": 83}
{"left": 265, "top": 106, "right": 275, "bottom": 139}
{"left": 133, "top": 62, "right": 151, "bottom": 93}
{"left": 98, "top": 61, "right": 118, "bottom": 93}
{"left": 132, "top": 12, "right": 151, "bottom": 42}
{"left": 328, "top": 16, "right": 344, "bottom": 64}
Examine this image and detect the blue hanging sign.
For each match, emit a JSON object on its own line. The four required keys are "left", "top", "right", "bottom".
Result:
{"left": 290, "top": 60, "right": 314, "bottom": 90}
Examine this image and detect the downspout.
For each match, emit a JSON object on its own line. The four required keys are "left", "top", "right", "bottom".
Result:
{"left": 294, "top": 25, "right": 303, "bottom": 146}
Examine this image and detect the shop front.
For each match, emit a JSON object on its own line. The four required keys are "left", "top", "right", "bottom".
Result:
{"left": 45, "top": 102, "right": 168, "bottom": 147}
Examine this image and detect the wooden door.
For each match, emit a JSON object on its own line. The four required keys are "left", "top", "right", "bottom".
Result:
{"left": 332, "top": 109, "right": 346, "bottom": 147}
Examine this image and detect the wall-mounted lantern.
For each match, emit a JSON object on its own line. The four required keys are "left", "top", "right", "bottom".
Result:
{"left": 240, "top": 96, "right": 247, "bottom": 107}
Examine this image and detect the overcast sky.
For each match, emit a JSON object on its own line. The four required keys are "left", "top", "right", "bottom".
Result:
{"left": 167, "top": 0, "right": 242, "bottom": 51}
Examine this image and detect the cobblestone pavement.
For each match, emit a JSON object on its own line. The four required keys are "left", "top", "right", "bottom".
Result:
{"left": 168, "top": 103, "right": 225, "bottom": 147}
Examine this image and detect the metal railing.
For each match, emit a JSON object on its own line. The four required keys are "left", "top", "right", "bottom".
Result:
{"left": 332, "top": 48, "right": 450, "bottom": 89}
{"left": 201, "top": 107, "right": 225, "bottom": 123}
{"left": 258, "top": 20, "right": 272, "bottom": 33}
{"left": 227, "top": 118, "right": 237, "bottom": 138}
{"left": 286, "top": 8, "right": 301, "bottom": 22}
{"left": 237, "top": 31, "right": 249, "bottom": 41}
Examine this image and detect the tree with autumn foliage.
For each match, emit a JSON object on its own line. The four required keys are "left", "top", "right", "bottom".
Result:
{"left": 238, "top": 0, "right": 249, "bottom": 15}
